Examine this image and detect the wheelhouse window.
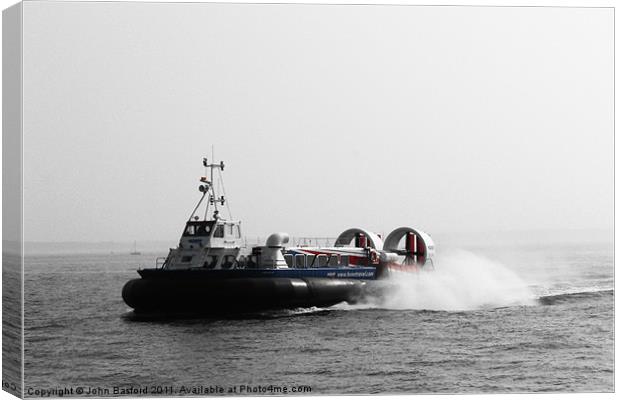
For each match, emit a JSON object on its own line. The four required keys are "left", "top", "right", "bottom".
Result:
{"left": 181, "top": 255, "right": 193, "bottom": 263}
{"left": 183, "top": 221, "right": 214, "bottom": 237}
{"left": 214, "top": 224, "right": 224, "bottom": 238}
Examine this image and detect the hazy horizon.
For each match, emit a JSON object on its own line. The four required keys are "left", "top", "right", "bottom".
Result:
{"left": 18, "top": 227, "right": 613, "bottom": 257}
{"left": 21, "top": 227, "right": 615, "bottom": 243}
{"left": 19, "top": 3, "right": 613, "bottom": 243}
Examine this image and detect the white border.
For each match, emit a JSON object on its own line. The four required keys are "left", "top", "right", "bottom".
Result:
{"left": 0, "top": 1, "right": 615, "bottom": 400}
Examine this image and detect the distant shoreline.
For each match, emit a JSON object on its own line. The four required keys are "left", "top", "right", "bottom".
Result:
{"left": 12, "top": 228, "right": 613, "bottom": 257}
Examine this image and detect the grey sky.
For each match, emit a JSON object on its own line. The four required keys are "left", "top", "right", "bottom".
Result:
{"left": 21, "top": 2, "right": 613, "bottom": 242}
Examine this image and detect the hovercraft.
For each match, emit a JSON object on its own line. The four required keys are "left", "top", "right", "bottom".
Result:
{"left": 122, "top": 158, "right": 435, "bottom": 315}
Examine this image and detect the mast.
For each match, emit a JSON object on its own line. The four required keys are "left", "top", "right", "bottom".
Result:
{"left": 188, "top": 156, "right": 227, "bottom": 222}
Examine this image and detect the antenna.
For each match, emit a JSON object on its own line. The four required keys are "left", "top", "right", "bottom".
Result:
{"left": 196, "top": 153, "right": 228, "bottom": 221}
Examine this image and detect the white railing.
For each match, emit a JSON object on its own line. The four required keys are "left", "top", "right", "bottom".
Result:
{"left": 155, "top": 257, "right": 167, "bottom": 269}
{"left": 244, "top": 237, "right": 338, "bottom": 248}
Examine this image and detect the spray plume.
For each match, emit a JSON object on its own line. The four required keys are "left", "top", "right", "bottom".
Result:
{"left": 361, "top": 250, "right": 536, "bottom": 311}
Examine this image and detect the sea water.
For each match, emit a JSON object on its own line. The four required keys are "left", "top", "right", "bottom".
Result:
{"left": 15, "top": 240, "right": 614, "bottom": 395}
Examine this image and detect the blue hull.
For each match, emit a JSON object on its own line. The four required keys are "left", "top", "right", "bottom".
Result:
{"left": 137, "top": 267, "right": 379, "bottom": 280}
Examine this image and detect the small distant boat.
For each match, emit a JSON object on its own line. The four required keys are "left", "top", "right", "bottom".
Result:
{"left": 130, "top": 241, "right": 141, "bottom": 256}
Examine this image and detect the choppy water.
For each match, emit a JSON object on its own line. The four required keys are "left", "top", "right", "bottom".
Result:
{"left": 3, "top": 252, "right": 22, "bottom": 397}
{"left": 18, "top": 241, "right": 613, "bottom": 395}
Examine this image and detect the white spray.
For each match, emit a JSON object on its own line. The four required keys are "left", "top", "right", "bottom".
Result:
{"left": 363, "top": 249, "right": 536, "bottom": 311}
